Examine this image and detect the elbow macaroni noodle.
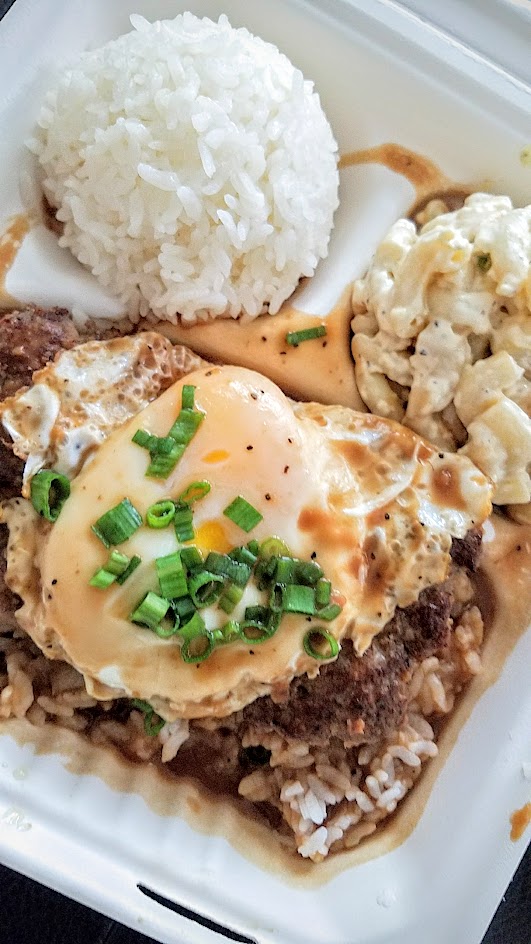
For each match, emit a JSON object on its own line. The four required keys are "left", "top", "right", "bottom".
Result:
{"left": 351, "top": 193, "right": 531, "bottom": 508}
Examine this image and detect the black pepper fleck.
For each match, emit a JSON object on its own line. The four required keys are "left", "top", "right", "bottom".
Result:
{"left": 311, "top": 551, "right": 317, "bottom": 560}
{"left": 284, "top": 465, "right": 289, "bottom": 474}
{"left": 51, "top": 579, "right": 58, "bottom": 586}
{"left": 265, "top": 493, "right": 271, "bottom": 501}
{"left": 250, "top": 392, "right": 258, "bottom": 401}
{"left": 246, "top": 445, "right": 253, "bottom": 451}
{"left": 384, "top": 513, "right": 390, "bottom": 520}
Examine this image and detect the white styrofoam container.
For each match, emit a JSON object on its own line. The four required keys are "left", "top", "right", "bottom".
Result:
{"left": 0, "top": 1, "right": 530, "bottom": 942}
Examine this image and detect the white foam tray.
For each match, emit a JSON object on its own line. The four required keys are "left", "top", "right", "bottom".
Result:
{"left": 0, "top": 2, "right": 530, "bottom": 942}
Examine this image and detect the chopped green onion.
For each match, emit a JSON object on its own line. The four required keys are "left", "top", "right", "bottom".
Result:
{"left": 132, "top": 429, "right": 157, "bottom": 451}
{"left": 178, "top": 480, "right": 211, "bottom": 505}
{"left": 259, "top": 537, "right": 290, "bottom": 560}
{"left": 229, "top": 545, "right": 258, "bottom": 567}
{"left": 238, "top": 620, "right": 272, "bottom": 643}
{"left": 476, "top": 253, "right": 492, "bottom": 272}
{"left": 174, "top": 502, "right": 194, "bottom": 542}
{"left": 223, "top": 496, "right": 263, "bottom": 533}
{"left": 156, "top": 552, "right": 188, "bottom": 599}
{"left": 89, "top": 568, "right": 116, "bottom": 589}
{"left": 294, "top": 559, "right": 323, "bottom": 586}
{"left": 146, "top": 440, "right": 185, "bottom": 479}
{"left": 89, "top": 550, "right": 130, "bottom": 588}
{"left": 316, "top": 603, "right": 342, "bottom": 621}
{"left": 269, "top": 583, "right": 284, "bottom": 613}
{"left": 181, "top": 384, "right": 196, "bottom": 410}
{"left": 274, "top": 556, "right": 296, "bottom": 584}
{"left": 131, "top": 699, "right": 165, "bottom": 736}
{"left": 214, "top": 620, "right": 240, "bottom": 645}
{"left": 244, "top": 605, "right": 270, "bottom": 624}
{"left": 303, "top": 628, "right": 340, "bottom": 661}
{"left": 168, "top": 408, "right": 204, "bottom": 445}
{"left": 255, "top": 555, "right": 277, "bottom": 590}
{"left": 204, "top": 551, "right": 251, "bottom": 588}
{"left": 116, "top": 555, "right": 141, "bottom": 585}
{"left": 180, "top": 546, "right": 203, "bottom": 571}
{"left": 30, "top": 470, "right": 71, "bottom": 522}
{"left": 188, "top": 570, "right": 224, "bottom": 608}
{"left": 286, "top": 325, "right": 326, "bottom": 347}
{"left": 146, "top": 500, "right": 176, "bottom": 529}
{"left": 179, "top": 612, "right": 214, "bottom": 664}
{"left": 247, "top": 540, "right": 260, "bottom": 556}
{"left": 181, "top": 631, "right": 215, "bottom": 664}
{"left": 153, "top": 611, "right": 180, "bottom": 638}
{"left": 130, "top": 591, "right": 170, "bottom": 630}
{"left": 172, "top": 595, "right": 196, "bottom": 623}
{"left": 282, "top": 584, "right": 316, "bottom": 615}
{"left": 315, "top": 579, "right": 331, "bottom": 607}
{"left": 91, "top": 498, "right": 142, "bottom": 548}
{"left": 218, "top": 583, "right": 244, "bottom": 614}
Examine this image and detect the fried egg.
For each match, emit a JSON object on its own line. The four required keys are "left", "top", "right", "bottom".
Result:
{"left": 1, "top": 349, "right": 492, "bottom": 721}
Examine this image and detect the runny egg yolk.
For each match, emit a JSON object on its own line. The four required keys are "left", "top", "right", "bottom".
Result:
{"left": 191, "top": 520, "right": 232, "bottom": 555}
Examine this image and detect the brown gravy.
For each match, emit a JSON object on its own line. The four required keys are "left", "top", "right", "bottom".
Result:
{"left": 339, "top": 143, "right": 471, "bottom": 219}
{"left": 0, "top": 214, "right": 30, "bottom": 307}
{"left": 510, "top": 803, "right": 531, "bottom": 842}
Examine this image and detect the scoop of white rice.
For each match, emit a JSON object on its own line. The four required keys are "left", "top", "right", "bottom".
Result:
{"left": 32, "top": 12, "right": 339, "bottom": 324}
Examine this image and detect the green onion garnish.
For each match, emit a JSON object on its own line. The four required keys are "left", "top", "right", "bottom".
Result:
{"left": 179, "top": 612, "right": 214, "bottom": 664}
{"left": 315, "top": 578, "right": 331, "bottom": 607}
{"left": 30, "top": 470, "right": 71, "bottom": 522}
{"left": 146, "top": 500, "right": 176, "bottom": 529}
{"left": 181, "top": 384, "right": 196, "bottom": 410}
{"left": 133, "top": 385, "right": 204, "bottom": 481}
{"left": 303, "top": 628, "right": 340, "bottom": 661}
{"left": 228, "top": 545, "right": 258, "bottom": 567}
{"left": 294, "top": 559, "right": 323, "bottom": 586}
{"left": 223, "top": 496, "right": 263, "bottom": 533}
{"left": 156, "top": 552, "right": 188, "bottom": 600}
{"left": 89, "top": 550, "right": 130, "bottom": 588}
{"left": 178, "top": 480, "right": 211, "bottom": 505}
{"left": 174, "top": 502, "right": 194, "bottom": 543}
{"left": 286, "top": 325, "right": 326, "bottom": 347}
{"left": 130, "top": 591, "right": 170, "bottom": 630}
{"left": 259, "top": 537, "right": 290, "bottom": 560}
{"left": 316, "top": 603, "right": 342, "bottom": 621}
{"left": 88, "top": 568, "right": 116, "bottom": 589}
{"left": 91, "top": 498, "right": 142, "bottom": 548}
{"left": 247, "top": 540, "right": 260, "bottom": 556}
{"left": 188, "top": 570, "right": 224, "bottom": 608}
{"left": 274, "top": 556, "right": 296, "bottom": 584}
{"left": 172, "top": 595, "right": 196, "bottom": 623}
{"left": 116, "top": 555, "right": 141, "bottom": 585}
{"left": 204, "top": 551, "right": 251, "bottom": 587}
{"left": 244, "top": 605, "right": 270, "bottom": 624}
{"left": 146, "top": 440, "right": 185, "bottom": 479}
{"left": 282, "top": 584, "right": 316, "bottom": 615}
{"left": 180, "top": 546, "right": 203, "bottom": 571}
{"left": 132, "top": 429, "right": 158, "bottom": 451}
{"left": 218, "top": 583, "right": 244, "bottom": 614}
{"left": 168, "top": 407, "right": 203, "bottom": 445}
{"left": 476, "top": 253, "right": 492, "bottom": 272}
{"left": 131, "top": 699, "right": 165, "bottom": 736}
{"left": 214, "top": 620, "right": 240, "bottom": 645}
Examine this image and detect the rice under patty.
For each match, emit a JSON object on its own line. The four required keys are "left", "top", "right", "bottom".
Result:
{"left": 31, "top": 12, "right": 339, "bottom": 324}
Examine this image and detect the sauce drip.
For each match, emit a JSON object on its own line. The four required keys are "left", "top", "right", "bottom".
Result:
{"left": 510, "top": 802, "right": 531, "bottom": 842}
{"left": 0, "top": 214, "right": 30, "bottom": 306}
{"left": 339, "top": 143, "right": 470, "bottom": 219}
